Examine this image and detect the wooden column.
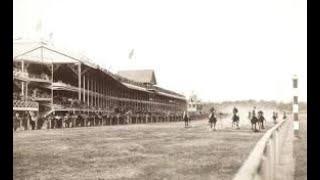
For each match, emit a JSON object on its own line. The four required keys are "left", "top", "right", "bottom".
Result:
{"left": 87, "top": 77, "right": 90, "bottom": 106}
{"left": 90, "top": 78, "right": 93, "bottom": 107}
{"left": 103, "top": 80, "right": 105, "bottom": 108}
{"left": 98, "top": 81, "right": 100, "bottom": 108}
{"left": 92, "top": 78, "right": 94, "bottom": 107}
{"left": 21, "top": 60, "right": 25, "bottom": 97}
{"left": 78, "top": 63, "right": 81, "bottom": 100}
{"left": 83, "top": 75, "right": 86, "bottom": 103}
{"left": 92, "top": 79, "right": 97, "bottom": 107}
{"left": 25, "top": 82, "right": 29, "bottom": 99}
{"left": 97, "top": 80, "right": 99, "bottom": 108}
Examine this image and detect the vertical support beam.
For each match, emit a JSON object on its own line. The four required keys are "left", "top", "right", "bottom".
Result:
{"left": 97, "top": 80, "right": 99, "bottom": 108}
{"left": 78, "top": 63, "right": 81, "bottom": 101}
{"left": 90, "top": 77, "right": 92, "bottom": 107}
{"left": 27, "top": 112, "right": 30, "bottom": 130}
{"left": 103, "top": 80, "right": 105, "bottom": 108}
{"left": 83, "top": 75, "right": 86, "bottom": 103}
{"left": 94, "top": 79, "right": 96, "bottom": 107}
{"left": 51, "top": 63, "right": 54, "bottom": 107}
{"left": 25, "top": 82, "right": 29, "bottom": 99}
{"left": 21, "top": 60, "right": 26, "bottom": 97}
{"left": 292, "top": 75, "right": 299, "bottom": 137}
{"left": 98, "top": 81, "right": 101, "bottom": 108}
{"left": 90, "top": 78, "right": 94, "bottom": 106}
{"left": 87, "top": 77, "right": 90, "bottom": 106}
{"left": 21, "top": 82, "right": 25, "bottom": 96}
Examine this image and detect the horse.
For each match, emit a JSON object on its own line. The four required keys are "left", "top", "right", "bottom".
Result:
{"left": 249, "top": 111, "right": 259, "bottom": 132}
{"left": 257, "top": 111, "right": 265, "bottom": 129}
{"left": 232, "top": 114, "right": 240, "bottom": 129}
{"left": 209, "top": 112, "right": 217, "bottom": 130}
{"left": 272, "top": 112, "right": 278, "bottom": 124}
{"left": 183, "top": 111, "right": 189, "bottom": 127}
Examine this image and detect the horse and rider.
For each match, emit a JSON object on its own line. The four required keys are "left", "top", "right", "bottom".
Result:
{"left": 232, "top": 107, "right": 240, "bottom": 129}
{"left": 183, "top": 111, "right": 190, "bottom": 128}
{"left": 272, "top": 111, "right": 278, "bottom": 124}
{"left": 208, "top": 107, "right": 217, "bottom": 130}
{"left": 283, "top": 111, "right": 287, "bottom": 120}
{"left": 250, "top": 106, "right": 259, "bottom": 132}
{"left": 257, "top": 110, "right": 265, "bottom": 129}
{"left": 250, "top": 106, "right": 266, "bottom": 132}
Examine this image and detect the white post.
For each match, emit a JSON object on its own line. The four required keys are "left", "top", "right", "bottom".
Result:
{"left": 292, "top": 75, "right": 299, "bottom": 137}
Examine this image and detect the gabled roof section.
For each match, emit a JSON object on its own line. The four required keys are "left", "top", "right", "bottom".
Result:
{"left": 13, "top": 40, "right": 98, "bottom": 68}
{"left": 117, "top": 69, "right": 157, "bottom": 85}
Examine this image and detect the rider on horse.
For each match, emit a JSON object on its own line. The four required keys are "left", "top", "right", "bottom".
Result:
{"left": 209, "top": 107, "right": 217, "bottom": 130}
{"left": 257, "top": 110, "right": 265, "bottom": 129}
{"left": 251, "top": 106, "right": 259, "bottom": 131}
{"left": 283, "top": 111, "right": 287, "bottom": 120}
{"left": 232, "top": 107, "right": 240, "bottom": 129}
{"left": 183, "top": 111, "right": 189, "bottom": 128}
{"left": 272, "top": 111, "right": 278, "bottom": 124}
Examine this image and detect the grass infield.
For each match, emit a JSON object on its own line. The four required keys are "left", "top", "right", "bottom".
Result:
{"left": 14, "top": 119, "right": 273, "bottom": 180}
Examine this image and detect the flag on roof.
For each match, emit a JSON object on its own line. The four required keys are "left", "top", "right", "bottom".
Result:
{"left": 128, "top": 49, "right": 134, "bottom": 60}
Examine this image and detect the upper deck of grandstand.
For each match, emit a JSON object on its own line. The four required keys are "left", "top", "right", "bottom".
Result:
{"left": 13, "top": 40, "right": 185, "bottom": 100}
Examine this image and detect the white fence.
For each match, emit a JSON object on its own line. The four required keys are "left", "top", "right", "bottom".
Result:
{"left": 233, "top": 119, "right": 290, "bottom": 180}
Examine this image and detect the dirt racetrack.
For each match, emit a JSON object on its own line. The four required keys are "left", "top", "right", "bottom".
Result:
{"left": 14, "top": 118, "right": 274, "bottom": 180}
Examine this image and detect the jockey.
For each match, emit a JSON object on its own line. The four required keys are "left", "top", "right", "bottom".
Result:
{"left": 272, "top": 111, "right": 278, "bottom": 124}
{"left": 209, "top": 107, "right": 217, "bottom": 130}
{"left": 252, "top": 106, "right": 257, "bottom": 118}
{"left": 232, "top": 107, "right": 240, "bottom": 129}
{"left": 183, "top": 111, "right": 189, "bottom": 127}
{"left": 233, "top": 107, "right": 238, "bottom": 115}
{"left": 209, "top": 107, "right": 216, "bottom": 120}
{"left": 283, "top": 112, "right": 287, "bottom": 119}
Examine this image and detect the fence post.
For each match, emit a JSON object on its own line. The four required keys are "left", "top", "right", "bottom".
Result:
{"left": 261, "top": 151, "right": 269, "bottom": 180}
{"left": 274, "top": 130, "right": 279, "bottom": 165}
{"left": 268, "top": 139, "right": 274, "bottom": 180}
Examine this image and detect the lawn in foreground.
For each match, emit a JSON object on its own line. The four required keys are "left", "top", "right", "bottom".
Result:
{"left": 14, "top": 119, "right": 272, "bottom": 180}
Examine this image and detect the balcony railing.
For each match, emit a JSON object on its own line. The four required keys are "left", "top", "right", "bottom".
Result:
{"left": 13, "top": 100, "right": 39, "bottom": 111}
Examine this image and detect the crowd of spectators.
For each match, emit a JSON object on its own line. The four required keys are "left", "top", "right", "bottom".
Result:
{"left": 13, "top": 68, "right": 50, "bottom": 81}
{"left": 29, "top": 88, "right": 51, "bottom": 99}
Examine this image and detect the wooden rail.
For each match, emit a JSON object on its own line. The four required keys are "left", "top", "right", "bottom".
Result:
{"left": 233, "top": 119, "right": 288, "bottom": 180}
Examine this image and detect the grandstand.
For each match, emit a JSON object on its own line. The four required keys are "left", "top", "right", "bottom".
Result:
{"left": 13, "top": 40, "right": 187, "bottom": 130}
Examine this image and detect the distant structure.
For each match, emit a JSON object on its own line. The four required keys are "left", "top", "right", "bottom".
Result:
{"left": 187, "top": 92, "right": 203, "bottom": 115}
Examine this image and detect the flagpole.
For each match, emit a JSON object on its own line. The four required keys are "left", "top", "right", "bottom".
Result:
{"left": 128, "top": 49, "right": 134, "bottom": 69}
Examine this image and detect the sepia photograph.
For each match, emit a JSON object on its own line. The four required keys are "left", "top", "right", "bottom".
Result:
{"left": 13, "top": 0, "right": 307, "bottom": 179}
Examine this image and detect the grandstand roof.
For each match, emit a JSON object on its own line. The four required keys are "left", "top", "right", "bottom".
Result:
{"left": 13, "top": 40, "right": 98, "bottom": 68}
{"left": 117, "top": 70, "right": 157, "bottom": 85}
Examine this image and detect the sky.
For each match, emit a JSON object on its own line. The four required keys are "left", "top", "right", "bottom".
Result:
{"left": 13, "top": 0, "right": 307, "bottom": 102}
